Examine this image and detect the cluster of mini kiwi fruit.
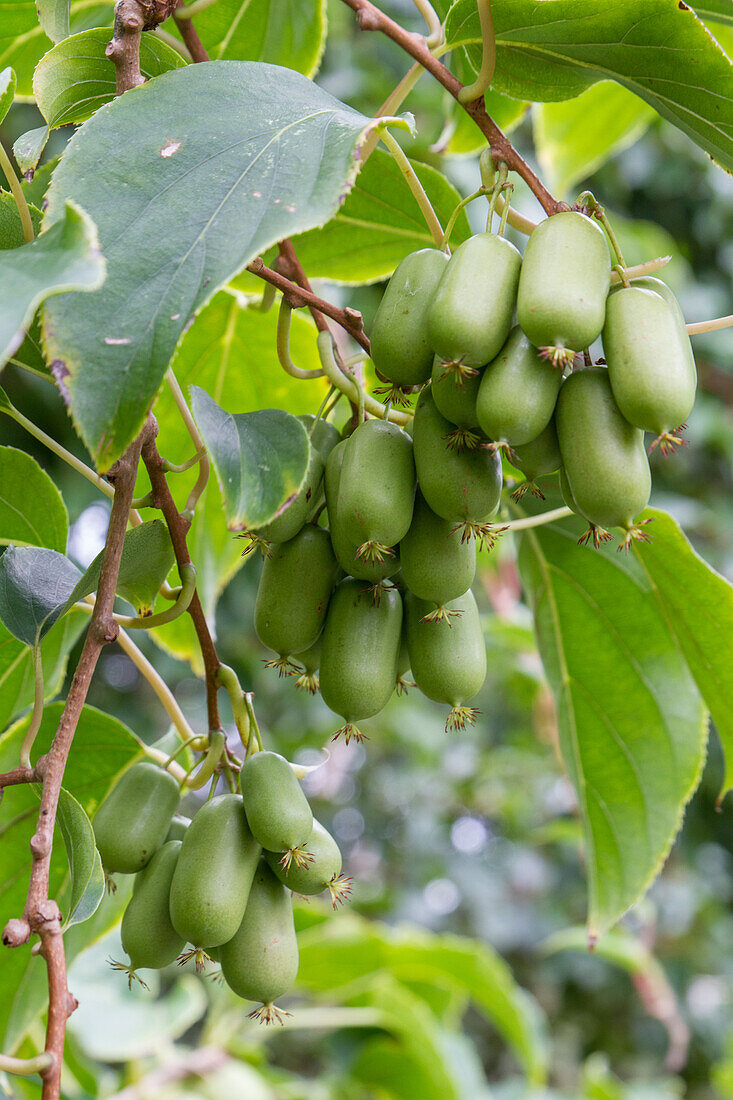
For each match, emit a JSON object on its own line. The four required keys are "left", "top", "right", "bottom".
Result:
{"left": 246, "top": 203, "right": 696, "bottom": 738}
{"left": 94, "top": 754, "right": 350, "bottom": 1023}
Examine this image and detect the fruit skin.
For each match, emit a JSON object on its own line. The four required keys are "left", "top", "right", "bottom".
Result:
{"left": 256, "top": 439, "right": 324, "bottom": 543}
{"left": 430, "top": 355, "right": 482, "bottom": 429}
{"left": 559, "top": 466, "right": 579, "bottom": 512}
{"left": 517, "top": 211, "right": 610, "bottom": 352}
{"left": 325, "top": 440, "right": 400, "bottom": 582}
{"left": 603, "top": 286, "right": 696, "bottom": 435}
{"left": 169, "top": 794, "right": 261, "bottom": 948}
{"left": 476, "top": 327, "right": 563, "bottom": 445}
{"left": 166, "top": 814, "right": 190, "bottom": 843}
{"left": 555, "top": 367, "right": 651, "bottom": 531}
{"left": 370, "top": 248, "right": 450, "bottom": 387}
{"left": 254, "top": 525, "right": 339, "bottom": 658}
{"left": 427, "top": 233, "right": 521, "bottom": 366}
{"left": 121, "top": 841, "right": 184, "bottom": 971}
{"left": 511, "top": 421, "right": 562, "bottom": 482}
{"left": 412, "top": 389, "right": 502, "bottom": 522}
{"left": 240, "top": 751, "right": 313, "bottom": 854}
{"left": 94, "top": 762, "right": 180, "bottom": 874}
{"left": 320, "top": 578, "right": 403, "bottom": 723}
{"left": 265, "top": 820, "right": 341, "bottom": 895}
{"left": 629, "top": 276, "right": 697, "bottom": 383}
{"left": 405, "top": 590, "right": 486, "bottom": 707}
{"left": 400, "top": 492, "right": 475, "bottom": 607}
{"left": 338, "top": 419, "right": 416, "bottom": 550}
{"left": 220, "top": 861, "right": 299, "bottom": 1007}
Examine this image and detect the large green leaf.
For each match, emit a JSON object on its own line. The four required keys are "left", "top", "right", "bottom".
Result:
{"left": 286, "top": 148, "right": 470, "bottom": 285}
{"left": 634, "top": 508, "right": 733, "bottom": 802}
{"left": 0, "top": 445, "right": 68, "bottom": 551}
{"left": 0, "top": 702, "right": 140, "bottom": 1051}
{"left": 534, "top": 82, "right": 656, "bottom": 195}
{"left": 0, "top": 199, "right": 105, "bottom": 369}
{"left": 0, "top": 545, "right": 81, "bottom": 645}
{"left": 37, "top": 0, "right": 71, "bottom": 42}
{"left": 165, "top": 0, "right": 326, "bottom": 76}
{"left": 41, "top": 61, "right": 407, "bottom": 471}
{"left": 148, "top": 291, "right": 324, "bottom": 670}
{"left": 0, "top": 1, "right": 112, "bottom": 98}
{"left": 444, "top": 0, "right": 733, "bottom": 171}
{"left": 71, "top": 518, "right": 175, "bottom": 615}
{"left": 297, "top": 917, "right": 547, "bottom": 1084}
{"left": 189, "top": 387, "right": 309, "bottom": 532}
{"left": 518, "top": 520, "right": 708, "bottom": 938}
{"left": 56, "top": 788, "right": 105, "bottom": 929}
{"left": 0, "top": 194, "right": 43, "bottom": 250}
{"left": 13, "top": 124, "right": 50, "bottom": 178}
{"left": 694, "top": 1, "right": 733, "bottom": 26}
{"left": 34, "top": 27, "right": 186, "bottom": 129}
{"left": 0, "top": 610, "right": 86, "bottom": 734}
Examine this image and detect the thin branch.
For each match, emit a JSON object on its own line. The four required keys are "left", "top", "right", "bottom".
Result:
{"left": 246, "top": 256, "right": 370, "bottom": 353}
{"left": 174, "top": 0, "right": 210, "bottom": 62}
{"left": 0, "top": 141, "right": 34, "bottom": 242}
{"left": 141, "top": 428, "right": 222, "bottom": 732}
{"left": 107, "top": 0, "right": 180, "bottom": 93}
{"left": 0, "top": 765, "right": 37, "bottom": 789}
{"left": 339, "top": 0, "right": 563, "bottom": 216}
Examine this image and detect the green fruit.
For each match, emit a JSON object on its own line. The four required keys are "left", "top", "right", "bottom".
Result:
{"left": 370, "top": 248, "right": 451, "bottom": 387}
{"left": 400, "top": 492, "right": 476, "bottom": 613}
{"left": 94, "top": 762, "right": 179, "bottom": 874}
{"left": 412, "top": 389, "right": 502, "bottom": 528}
{"left": 428, "top": 232, "right": 521, "bottom": 367}
{"left": 169, "top": 794, "right": 261, "bottom": 948}
{"left": 430, "top": 355, "right": 482, "bottom": 429}
{"left": 240, "top": 751, "right": 313, "bottom": 857}
{"left": 555, "top": 367, "right": 651, "bottom": 546}
{"left": 476, "top": 327, "right": 562, "bottom": 446}
{"left": 559, "top": 466, "right": 578, "bottom": 512}
{"left": 325, "top": 440, "right": 400, "bottom": 583}
{"left": 298, "top": 414, "right": 341, "bottom": 460}
{"left": 320, "top": 578, "right": 403, "bottom": 741}
{"left": 121, "top": 841, "right": 184, "bottom": 972}
{"left": 603, "top": 285, "right": 696, "bottom": 447}
{"left": 220, "top": 861, "right": 299, "bottom": 1020}
{"left": 255, "top": 524, "right": 339, "bottom": 673}
{"left": 265, "top": 820, "right": 350, "bottom": 906}
{"left": 338, "top": 419, "right": 416, "bottom": 560}
{"left": 255, "top": 439, "right": 324, "bottom": 543}
{"left": 629, "top": 276, "right": 697, "bottom": 383}
{"left": 510, "top": 421, "right": 562, "bottom": 500}
{"left": 405, "top": 590, "right": 487, "bottom": 731}
{"left": 166, "top": 814, "right": 190, "bottom": 843}
{"left": 517, "top": 211, "right": 610, "bottom": 361}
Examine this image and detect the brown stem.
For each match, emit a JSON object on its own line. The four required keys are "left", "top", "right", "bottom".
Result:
{"left": 141, "top": 428, "right": 221, "bottom": 731}
{"left": 107, "top": 0, "right": 180, "bottom": 93}
{"left": 0, "top": 765, "right": 37, "bottom": 788}
{"left": 247, "top": 255, "right": 369, "bottom": 353}
{"left": 174, "top": 1, "right": 210, "bottom": 62}
{"left": 1, "top": 430, "right": 148, "bottom": 1100}
{"left": 339, "top": 0, "right": 563, "bottom": 216}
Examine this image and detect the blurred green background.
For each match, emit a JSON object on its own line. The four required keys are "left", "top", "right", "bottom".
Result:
{"left": 1, "top": 1, "right": 732, "bottom": 1097}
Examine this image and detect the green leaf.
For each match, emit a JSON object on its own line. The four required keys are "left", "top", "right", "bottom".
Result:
{"left": 0, "top": 545, "right": 81, "bottom": 645}
{"left": 0, "top": 445, "right": 68, "bottom": 551}
{"left": 634, "top": 508, "right": 733, "bottom": 801}
{"left": 71, "top": 518, "right": 175, "bottom": 615}
{"left": 148, "top": 291, "right": 325, "bottom": 671}
{"left": 533, "top": 82, "right": 656, "bottom": 196}
{"left": 0, "top": 702, "right": 140, "bottom": 1051}
{"left": 518, "top": 521, "right": 708, "bottom": 938}
{"left": 285, "top": 148, "right": 471, "bottom": 285}
{"left": 693, "top": 1, "right": 733, "bottom": 26}
{"left": 1, "top": 199, "right": 106, "bottom": 369}
{"left": 41, "top": 61, "right": 408, "bottom": 470}
{"left": 166, "top": 0, "right": 327, "bottom": 75}
{"left": 0, "top": 193, "right": 44, "bottom": 250}
{"left": 0, "top": 66, "right": 16, "bottom": 123}
{"left": 57, "top": 788, "right": 105, "bottom": 929}
{"left": 0, "top": 610, "right": 86, "bottom": 734}
{"left": 297, "top": 917, "right": 547, "bottom": 1084}
{"left": 34, "top": 27, "right": 186, "bottom": 129}
{"left": 444, "top": 0, "right": 733, "bottom": 171}
{"left": 190, "top": 386, "right": 309, "bottom": 532}
{"left": 0, "top": 2, "right": 112, "bottom": 98}
{"left": 12, "top": 125, "right": 50, "bottom": 179}
{"left": 21, "top": 154, "right": 61, "bottom": 208}
{"left": 37, "top": 0, "right": 71, "bottom": 42}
